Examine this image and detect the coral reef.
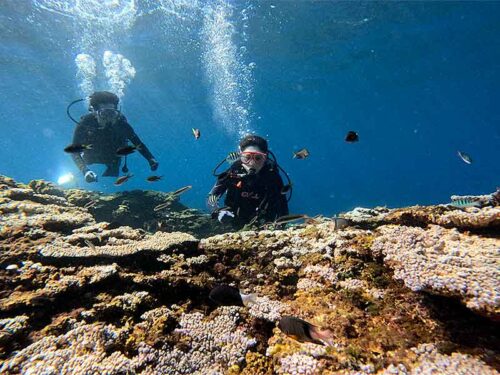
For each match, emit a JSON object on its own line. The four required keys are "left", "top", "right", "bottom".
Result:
{"left": 0, "top": 175, "right": 499, "bottom": 374}
{"left": 372, "top": 224, "right": 499, "bottom": 317}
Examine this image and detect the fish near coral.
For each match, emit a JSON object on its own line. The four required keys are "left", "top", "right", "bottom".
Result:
{"left": 209, "top": 285, "right": 257, "bottom": 307}
{"left": 278, "top": 316, "right": 334, "bottom": 346}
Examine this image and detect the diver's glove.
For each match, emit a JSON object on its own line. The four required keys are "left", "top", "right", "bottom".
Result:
{"left": 217, "top": 209, "right": 235, "bottom": 224}
{"left": 84, "top": 170, "right": 98, "bottom": 183}
{"left": 149, "top": 158, "right": 159, "bottom": 171}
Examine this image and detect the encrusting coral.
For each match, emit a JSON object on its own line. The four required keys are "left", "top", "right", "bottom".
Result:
{"left": 0, "top": 175, "right": 499, "bottom": 374}
{"left": 372, "top": 224, "right": 499, "bottom": 317}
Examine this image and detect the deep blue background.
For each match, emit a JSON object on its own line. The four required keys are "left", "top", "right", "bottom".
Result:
{"left": 0, "top": 1, "right": 499, "bottom": 216}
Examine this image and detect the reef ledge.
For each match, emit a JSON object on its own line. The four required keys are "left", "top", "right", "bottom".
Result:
{"left": 0, "top": 175, "right": 498, "bottom": 374}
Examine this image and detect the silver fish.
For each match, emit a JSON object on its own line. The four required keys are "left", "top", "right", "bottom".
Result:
{"left": 457, "top": 151, "right": 472, "bottom": 164}
{"left": 172, "top": 185, "right": 192, "bottom": 196}
{"left": 154, "top": 202, "right": 171, "bottom": 212}
{"left": 84, "top": 239, "right": 95, "bottom": 250}
{"left": 274, "top": 214, "right": 309, "bottom": 225}
{"left": 293, "top": 148, "right": 310, "bottom": 159}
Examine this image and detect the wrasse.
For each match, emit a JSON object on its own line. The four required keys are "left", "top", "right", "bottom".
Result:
{"left": 278, "top": 316, "right": 334, "bottom": 346}
{"left": 114, "top": 174, "right": 133, "bottom": 186}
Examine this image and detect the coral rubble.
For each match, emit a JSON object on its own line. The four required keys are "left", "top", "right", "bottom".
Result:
{"left": 0, "top": 175, "right": 499, "bottom": 374}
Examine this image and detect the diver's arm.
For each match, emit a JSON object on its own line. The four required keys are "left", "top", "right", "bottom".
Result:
{"left": 123, "top": 120, "right": 155, "bottom": 162}
{"left": 70, "top": 124, "right": 90, "bottom": 174}
{"left": 207, "top": 172, "right": 229, "bottom": 207}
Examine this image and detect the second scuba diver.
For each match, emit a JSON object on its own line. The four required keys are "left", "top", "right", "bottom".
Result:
{"left": 69, "top": 91, "right": 159, "bottom": 183}
{"left": 207, "top": 134, "right": 290, "bottom": 228}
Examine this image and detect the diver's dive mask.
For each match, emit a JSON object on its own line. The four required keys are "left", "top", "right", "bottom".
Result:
{"left": 95, "top": 104, "right": 120, "bottom": 127}
{"left": 240, "top": 147, "right": 267, "bottom": 174}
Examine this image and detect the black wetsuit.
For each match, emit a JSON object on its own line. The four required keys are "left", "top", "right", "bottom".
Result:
{"left": 71, "top": 113, "right": 155, "bottom": 177}
{"left": 209, "top": 160, "right": 289, "bottom": 227}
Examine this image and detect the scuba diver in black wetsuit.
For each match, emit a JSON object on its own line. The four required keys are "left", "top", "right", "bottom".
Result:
{"left": 68, "top": 91, "right": 159, "bottom": 183}
{"left": 207, "top": 134, "right": 291, "bottom": 229}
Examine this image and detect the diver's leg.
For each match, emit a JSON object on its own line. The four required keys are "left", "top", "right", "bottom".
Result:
{"left": 102, "top": 159, "right": 121, "bottom": 177}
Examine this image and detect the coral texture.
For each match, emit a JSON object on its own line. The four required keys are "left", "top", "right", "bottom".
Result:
{"left": 0, "top": 176, "right": 498, "bottom": 374}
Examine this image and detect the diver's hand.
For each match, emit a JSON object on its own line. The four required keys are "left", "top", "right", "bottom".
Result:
{"left": 149, "top": 158, "right": 159, "bottom": 171}
{"left": 217, "top": 209, "right": 235, "bottom": 223}
{"left": 84, "top": 170, "right": 98, "bottom": 183}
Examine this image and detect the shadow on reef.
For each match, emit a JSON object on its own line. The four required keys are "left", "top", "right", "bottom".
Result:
{"left": 28, "top": 179, "right": 232, "bottom": 238}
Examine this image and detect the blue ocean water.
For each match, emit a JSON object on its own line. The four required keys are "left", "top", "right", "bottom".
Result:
{"left": 0, "top": 1, "right": 499, "bottom": 217}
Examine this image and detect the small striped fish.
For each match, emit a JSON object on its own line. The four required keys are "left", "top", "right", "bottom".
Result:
{"left": 207, "top": 194, "right": 220, "bottom": 206}
{"left": 226, "top": 152, "right": 240, "bottom": 163}
{"left": 450, "top": 198, "right": 481, "bottom": 208}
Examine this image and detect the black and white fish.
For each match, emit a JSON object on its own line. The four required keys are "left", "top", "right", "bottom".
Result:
{"left": 226, "top": 152, "right": 241, "bottom": 163}
{"left": 83, "top": 199, "right": 98, "bottom": 209}
{"left": 207, "top": 194, "right": 220, "bottom": 206}
{"left": 209, "top": 285, "right": 258, "bottom": 307}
